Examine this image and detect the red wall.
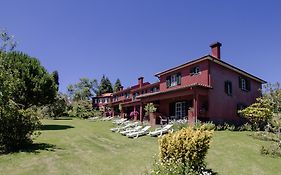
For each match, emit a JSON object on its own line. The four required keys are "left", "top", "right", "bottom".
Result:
{"left": 208, "top": 61, "right": 262, "bottom": 123}
{"left": 159, "top": 60, "right": 210, "bottom": 91}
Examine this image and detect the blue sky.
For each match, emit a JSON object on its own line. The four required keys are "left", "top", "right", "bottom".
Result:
{"left": 1, "top": 1, "right": 280, "bottom": 92}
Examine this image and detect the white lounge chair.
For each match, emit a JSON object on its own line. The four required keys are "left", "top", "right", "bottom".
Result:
{"left": 110, "top": 122, "right": 138, "bottom": 132}
{"left": 113, "top": 118, "right": 127, "bottom": 125}
{"left": 101, "top": 116, "right": 113, "bottom": 121}
{"left": 120, "top": 126, "right": 142, "bottom": 136}
{"left": 149, "top": 124, "right": 173, "bottom": 137}
{"left": 127, "top": 126, "right": 151, "bottom": 138}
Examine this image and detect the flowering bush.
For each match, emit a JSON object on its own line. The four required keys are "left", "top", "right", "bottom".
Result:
{"left": 157, "top": 125, "right": 214, "bottom": 174}
{"left": 129, "top": 111, "right": 139, "bottom": 118}
{"left": 239, "top": 97, "right": 273, "bottom": 130}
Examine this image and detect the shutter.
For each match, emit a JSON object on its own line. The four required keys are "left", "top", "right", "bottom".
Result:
{"left": 166, "top": 76, "right": 171, "bottom": 88}
{"left": 238, "top": 77, "right": 242, "bottom": 89}
{"left": 230, "top": 81, "right": 233, "bottom": 95}
{"left": 224, "top": 81, "right": 228, "bottom": 94}
{"left": 190, "top": 67, "right": 194, "bottom": 74}
{"left": 169, "top": 102, "right": 175, "bottom": 116}
{"left": 246, "top": 80, "right": 251, "bottom": 91}
{"left": 177, "top": 73, "right": 181, "bottom": 85}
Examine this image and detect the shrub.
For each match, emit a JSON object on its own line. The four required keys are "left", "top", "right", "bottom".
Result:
{"left": 202, "top": 122, "right": 216, "bottom": 131}
{"left": 260, "top": 142, "right": 281, "bottom": 157}
{"left": 173, "top": 122, "right": 188, "bottom": 131}
{"left": 68, "top": 100, "right": 96, "bottom": 119}
{"left": 0, "top": 102, "right": 41, "bottom": 152}
{"left": 250, "top": 132, "right": 281, "bottom": 142}
{"left": 238, "top": 123, "right": 252, "bottom": 131}
{"left": 239, "top": 97, "right": 273, "bottom": 130}
{"left": 226, "top": 124, "right": 236, "bottom": 131}
{"left": 38, "top": 94, "right": 68, "bottom": 119}
{"left": 215, "top": 124, "right": 224, "bottom": 131}
{"left": 268, "top": 114, "right": 281, "bottom": 133}
{"left": 158, "top": 125, "right": 213, "bottom": 173}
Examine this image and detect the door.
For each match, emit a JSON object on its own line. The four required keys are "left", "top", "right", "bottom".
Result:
{"left": 175, "top": 101, "right": 186, "bottom": 120}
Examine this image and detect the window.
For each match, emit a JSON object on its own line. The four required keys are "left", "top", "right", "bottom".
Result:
{"left": 125, "top": 92, "right": 130, "bottom": 99}
{"left": 151, "top": 87, "right": 159, "bottom": 93}
{"left": 133, "top": 92, "right": 139, "bottom": 100}
{"left": 94, "top": 99, "right": 98, "bottom": 104}
{"left": 171, "top": 74, "right": 177, "bottom": 86}
{"left": 224, "top": 81, "right": 232, "bottom": 96}
{"left": 166, "top": 73, "right": 181, "bottom": 88}
{"left": 239, "top": 77, "right": 251, "bottom": 91}
{"left": 190, "top": 66, "right": 201, "bottom": 75}
{"left": 175, "top": 101, "right": 186, "bottom": 120}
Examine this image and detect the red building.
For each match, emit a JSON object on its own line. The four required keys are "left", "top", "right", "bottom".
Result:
{"left": 93, "top": 42, "right": 266, "bottom": 125}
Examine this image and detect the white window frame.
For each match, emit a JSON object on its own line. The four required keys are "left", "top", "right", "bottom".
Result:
{"left": 241, "top": 78, "right": 246, "bottom": 91}
{"left": 190, "top": 66, "right": 201, "bottom": 76}
{"left": 175, "top": 102, "right": 186, "bottom": 120}
{"left": 170, "top": 74, "right": 177, "bottom": 87}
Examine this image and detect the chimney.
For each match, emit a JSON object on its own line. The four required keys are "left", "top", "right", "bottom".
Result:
{"left": 138, "top": 77, "right": 144, "bottom": 88}
{"left": 119, "top": 86, "right": 123, "bottom": 91}
{"left": 210, "top": 42, "right": 222, "bottom": 59}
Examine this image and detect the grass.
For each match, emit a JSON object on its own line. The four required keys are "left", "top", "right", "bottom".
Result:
{"left": 207, "top": 131, "right": 281, "bottom": 175}
{"left": 0, "top": 119, "right": 280, "bottom": 175}
{"left": 0, "top": 119, "right": 158, "bottom": 175}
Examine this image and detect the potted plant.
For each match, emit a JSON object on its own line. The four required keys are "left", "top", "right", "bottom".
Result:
{"left": 144, "top": 103, "right": 157, "bottom": 126}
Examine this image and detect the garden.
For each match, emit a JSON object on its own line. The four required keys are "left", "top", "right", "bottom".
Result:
{"left": 1, "top": 30, "right": 281, "bottom": 175}
{"left": 0, "top": 119, "right": 281, "bottom": 175}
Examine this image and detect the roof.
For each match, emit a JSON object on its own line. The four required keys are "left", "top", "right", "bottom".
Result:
{"left": 137, "top": 83, "right": 212, "bottom": 99}
{"left": 130, "top": 82, "right": 160, "bottom": 92}
{"left": 94, "top": 93, "right": 113, "bottom": 98}
{"left": 113, "top": 82, "right": 150, "bottom": 95}
{"left": 155, "top": 55, "right": 266, "bottom": 84}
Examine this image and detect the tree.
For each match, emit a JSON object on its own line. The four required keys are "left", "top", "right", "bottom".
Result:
{"left": 113, "top": 78, "right": 122, "bottom": 92}
{"left": 239, "top": 97, "right": 273, "bottom": 130}
{"left": 1, "top": 51, "right": 58, "bottom": 108}
{"left": 40, "top": 93, "right": 68, "bottom": 118}
{"left": 67, "top": 78, "right": 98, "bottom": 101}
{"left": 0, "top": 30, "right": 48, "bottom": 151}
{"left": 52, "top": 70, "right": 59, "bottom": 91}
{"left": 0, "top": 29, "right": 17, "bottom": 52}
{"left": 97, "top": 75, "right": 113, "bottom": 95}
{"left": 263, "top": 83, "right": 281, "bottom": 113}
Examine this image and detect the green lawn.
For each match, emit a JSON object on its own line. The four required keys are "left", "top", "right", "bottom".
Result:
{"left": 0, "top": 119, "right": 280, "bottom": 175}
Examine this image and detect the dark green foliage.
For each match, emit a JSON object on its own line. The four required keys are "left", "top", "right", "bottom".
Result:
{"left": 0, "top": 32, "right": 53, "bottom": 152}
{"left": 238, "top": 123, "right": 252, "bottom": 131}
{"left": 67, "top": 78, "right": 98, "bottom": 101}
{"left": 263, "top": 83, "right": 281, "bottom": 113}
{"left": 68, "top": 100, "right": 96, "bottom": 119}
{"left": 0, "top": 102, "right": 41, "bottom": 152}
{"left": 113, "top": 78, "right": 122, "bottom": 92}
{"left": 52, "top": 70, "right": 59, "bottom": 90}
{"left": 1, "top": 51, "right": 57, "bottom": 108}
{"left": 97, "top": 75, "right": 113, "bottom": 95}
{"left": 40, "top": 94, "right": 68, "bottom": 118}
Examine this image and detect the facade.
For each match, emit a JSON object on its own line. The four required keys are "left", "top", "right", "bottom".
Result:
{"left": 93, "top": 42, "right": 266, "bottom": 125}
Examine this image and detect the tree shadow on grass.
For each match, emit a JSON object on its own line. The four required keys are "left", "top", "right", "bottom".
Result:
{"left": 40, "top": 124, "right": 74, "bottom": 131}
{"left": 20, "top": 143, "right": 58, "bottom": 153}
{"left": 0, "top": 143, "right": 59, "bottom": 155}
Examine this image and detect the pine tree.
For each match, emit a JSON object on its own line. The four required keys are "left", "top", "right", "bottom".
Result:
{"left": 98, "top": 75, "right": 113, "bottom": 95}
{"left": 113, "top": 78, "right": 122, "bottom": 92}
